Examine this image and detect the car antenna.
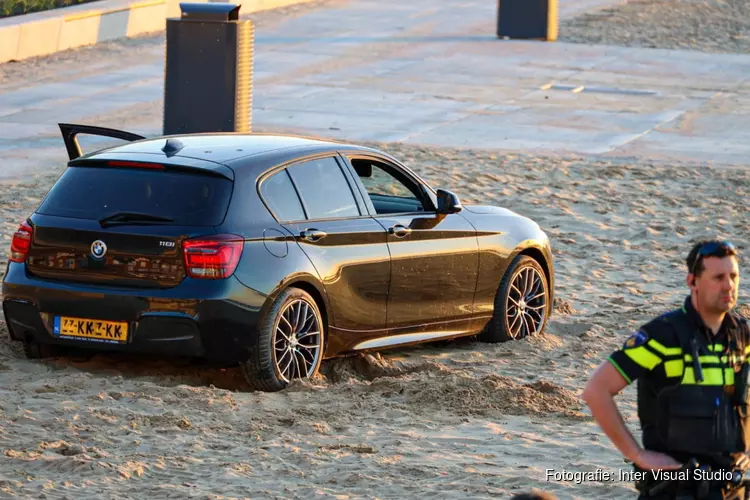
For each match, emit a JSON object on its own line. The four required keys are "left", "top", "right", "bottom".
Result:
{"left": 162, "top": 138, "right": 185, "bottom": 157}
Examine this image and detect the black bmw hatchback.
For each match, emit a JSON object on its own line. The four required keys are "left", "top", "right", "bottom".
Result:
{"left": 2, "top": 124, "right": 555, "bottom": 392}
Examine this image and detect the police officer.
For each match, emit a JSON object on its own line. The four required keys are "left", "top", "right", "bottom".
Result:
{"left": 583, "top": 240, "right": 750, "bottom": 499}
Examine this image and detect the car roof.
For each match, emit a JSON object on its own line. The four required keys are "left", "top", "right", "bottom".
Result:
{"left": 79, "top": 133, "right": 364, "bottom": 165}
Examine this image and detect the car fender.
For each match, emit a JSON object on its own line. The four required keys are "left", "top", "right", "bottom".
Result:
{"left": 459, "top": 208, "right": 554, "bottom": 318}
{"left": 237, "top": 235, "right": 333, "bottom": 336}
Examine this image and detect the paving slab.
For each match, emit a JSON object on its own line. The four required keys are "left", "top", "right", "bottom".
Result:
{"left": 0, "top": 0, "right": 749, "bottom": 179}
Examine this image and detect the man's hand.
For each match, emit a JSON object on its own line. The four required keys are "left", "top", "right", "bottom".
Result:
{"left": 634, "top": 449, "right": 683, "bottom": 471}
{"left": 734, "top": 452, "right": 750, "bottom": 470}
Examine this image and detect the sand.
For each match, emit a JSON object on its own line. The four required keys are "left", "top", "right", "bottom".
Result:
{"left": 1, "top": 0, "right": 750, "bottom": 499}
{"left": 559, "top": 0, "right": 750, "bottom": 54}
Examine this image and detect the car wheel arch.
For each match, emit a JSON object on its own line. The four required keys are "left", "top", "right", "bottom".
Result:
{"left": 262, "top": 277, "right": 331, "bottom": 350}
{"left": 509, "top": 245, "right": 554, "bottom": 316}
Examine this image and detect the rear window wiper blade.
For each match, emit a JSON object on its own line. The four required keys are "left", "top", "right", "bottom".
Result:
{"left": 98, "top": 211, "right": 174, "bottom": 227}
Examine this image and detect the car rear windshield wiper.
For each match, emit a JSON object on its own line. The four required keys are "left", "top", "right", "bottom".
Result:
{"left": 98, "top": 211, "right": 174, "bottom": 227}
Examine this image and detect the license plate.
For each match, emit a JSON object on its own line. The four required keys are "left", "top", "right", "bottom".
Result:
{"left": 53, "top": 316, "right": 129, "bottom": 344}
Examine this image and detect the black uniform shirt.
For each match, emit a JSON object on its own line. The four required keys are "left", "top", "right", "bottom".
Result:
{"left": 607, "top": 296, "right": 745, "bottom": 453}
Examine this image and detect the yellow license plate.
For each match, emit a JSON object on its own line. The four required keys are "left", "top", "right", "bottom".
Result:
{"left": 53, "top": 316, "right": 129, "bottom": 344}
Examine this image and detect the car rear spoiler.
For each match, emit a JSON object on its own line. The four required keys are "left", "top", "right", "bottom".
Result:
{"left": 59, "top": 123, "right": 146, "bottom": 161}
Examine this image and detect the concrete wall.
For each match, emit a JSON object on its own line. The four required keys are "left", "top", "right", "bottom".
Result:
{"left": 0, "top": 0, "right": 317, "bottom": 64}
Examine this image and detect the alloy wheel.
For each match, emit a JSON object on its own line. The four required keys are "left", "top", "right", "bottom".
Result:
{"left": 505, "top": 266, "right": 547, "bottom": 340}
{"left": 273, "top": 298, "right": 322, "bottom": 383}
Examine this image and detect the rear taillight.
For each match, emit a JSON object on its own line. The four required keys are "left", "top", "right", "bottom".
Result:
{"left": 9, "top": 220, "right": 32, "bottom": 263}
{"left": 182, "top": 234, "right": 244, "bottom": 279}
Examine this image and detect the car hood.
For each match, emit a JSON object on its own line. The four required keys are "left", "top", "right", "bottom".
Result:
{"left": 461, "top": 205, "right": 520, "bottom": 216}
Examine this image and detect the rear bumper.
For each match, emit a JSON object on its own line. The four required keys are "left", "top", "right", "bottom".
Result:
{"left": 1, "top": 262, "right": 268, "bottom": 363}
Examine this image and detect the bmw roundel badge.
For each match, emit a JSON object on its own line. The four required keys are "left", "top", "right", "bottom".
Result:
{"left": 91, "top": 240, "right": 108, "bottom": 259}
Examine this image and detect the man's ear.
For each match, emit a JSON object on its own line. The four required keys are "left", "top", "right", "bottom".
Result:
{"left": 687, "top": 274, "right": 696, "bottom": 288}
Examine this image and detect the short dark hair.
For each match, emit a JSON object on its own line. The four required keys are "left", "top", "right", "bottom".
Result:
{"left": 510, "top": 491, "right": 558, "bottom": 500}
{"left": 686, "top": 240, "right": 739, "bottom": 277}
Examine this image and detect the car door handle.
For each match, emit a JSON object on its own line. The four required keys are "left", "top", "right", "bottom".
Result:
{"left": 388, "top": 225, "right": 412, "bottom": 238}
{"left": 301, "top": 229, "right": 327, "bottom": 242}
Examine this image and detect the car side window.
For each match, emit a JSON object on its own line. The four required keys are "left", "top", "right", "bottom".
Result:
{"left": 350, "top": 159, "right": 426, "bottom": 215}
{"left": 287, "top": 157, "right": 360, "bottom": 220}
{"left": 260, "top": 169, "right": 306, "bottom": 222}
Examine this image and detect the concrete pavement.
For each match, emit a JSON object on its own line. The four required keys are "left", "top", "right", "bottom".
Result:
{"left": 1, "top": 0, "right": 749, "bottom": 180}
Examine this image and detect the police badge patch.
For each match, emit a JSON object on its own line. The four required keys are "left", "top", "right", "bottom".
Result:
{"left": 623, "top": 331, "right": 647, "bottom": 349}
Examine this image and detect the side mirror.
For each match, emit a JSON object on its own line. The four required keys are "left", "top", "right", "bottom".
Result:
{"left": 436, "top": 189, "right": 463, "bottom": 214}
{"left": 353, "top": 162, "right": 372, "bottom": 178}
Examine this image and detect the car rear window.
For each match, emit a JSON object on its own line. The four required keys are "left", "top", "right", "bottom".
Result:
{"left": 36, "top": 166, "right": 233, "bottom": 226}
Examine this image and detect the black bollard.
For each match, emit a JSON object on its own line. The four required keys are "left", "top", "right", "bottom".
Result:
{"left": 163, "top": 2, "right": 254, "bottom": 135}
{"left": 496, "top": 0, "right": 558, "bottom": 41}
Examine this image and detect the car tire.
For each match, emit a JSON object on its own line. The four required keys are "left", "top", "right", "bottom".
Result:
{"left": 479, "top": 254, "right": 550, "bottom": 343}
{"left": 23, "top": 341, "right": 60, "bottom": 359}
{"left": 241, "top": 287, "right": 325, "bottom": 392}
